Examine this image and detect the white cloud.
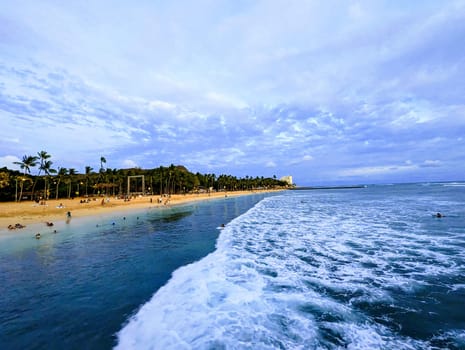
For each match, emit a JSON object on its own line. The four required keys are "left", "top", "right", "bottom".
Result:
{"left": 422, "top": 159, "right": 441, "bottom": 167}
{"left": 122, "top": 159, "right": 138, "bottom": 168}
{"left": 266, "top": 161, "right": 277, "bottom": 168}
{"left": 148, "top": 100, "right": 176, "bottom": 111}
{"left": 339, "top": 164, "right": 417, "bottom": 177}
{"left": 0, "top": 155, "right": 21, "bottom": 170}
{"left": 205, "top": 92, "right": 248, "bottom": 109}
{"left": 302, "top": 155, "right": 313, "bottom": 161}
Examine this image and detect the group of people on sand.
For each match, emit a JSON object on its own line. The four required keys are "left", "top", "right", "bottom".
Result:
{"left": 8, "top": 223, "right": 26, "bottom": 230}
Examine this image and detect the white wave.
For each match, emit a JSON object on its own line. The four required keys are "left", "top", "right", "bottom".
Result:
{"left": 116, "top": 190, "right": 465, "bottom": 349}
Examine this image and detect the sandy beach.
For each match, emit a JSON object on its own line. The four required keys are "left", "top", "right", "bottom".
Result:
{"left": 0, "top": 190, "right": 281, "bottom": 233}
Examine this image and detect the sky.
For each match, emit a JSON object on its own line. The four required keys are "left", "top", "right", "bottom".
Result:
{"left": 1, "top": 0, "right": 465, "bottom": 185}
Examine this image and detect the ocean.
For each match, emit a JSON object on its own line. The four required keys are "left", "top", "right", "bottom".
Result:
{"left": 1, "top": 184, "right": 465, "bottom": 349}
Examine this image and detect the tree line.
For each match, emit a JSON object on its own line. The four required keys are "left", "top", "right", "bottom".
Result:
{"left": 0, "top": 151, "right": 290, "bottom": 202}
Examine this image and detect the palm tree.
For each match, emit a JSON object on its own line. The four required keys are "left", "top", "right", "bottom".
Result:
{"left": 85, "top": 166, "right": 93, "bottom": 196}
{"left": 67, "top": 168, "right": 77, "bottom": 198}
{"left": 42, "top": 160, "right": 56, "bottom": 199}
{"left": 100, "top": 157, "right": 106, "bottom": 172}
{"left": 14, "top": 155, "right": 38, "bottom": 176}
{"left": 31, "top": 151, "right": 51, "bottom": 200}
{"left": 55, "top": 167, "right": 67, "bottom": 200}
{"left": 158, "top": 166, "right": 164, "bottom": 195}
{"left": 96, "top": 157, "right": 107, "bottom": 190}
{"left": 167, "top": 164, "right": 176, "bottom": 195}
{"left": 13, "top": 155, "right": 38, "bottom": 201}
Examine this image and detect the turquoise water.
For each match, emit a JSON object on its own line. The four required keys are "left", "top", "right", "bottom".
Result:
{"left": 0, "top": 194, "right": 270, "bottom": 349}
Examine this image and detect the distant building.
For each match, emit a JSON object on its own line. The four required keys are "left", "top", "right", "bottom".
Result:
{"left": 280, "top": 175, "right": 293, "bottom": 186}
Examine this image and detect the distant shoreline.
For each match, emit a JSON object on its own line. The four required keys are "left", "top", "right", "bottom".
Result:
{"left": 290, "top": 185, "right": 366, "bottom": 190}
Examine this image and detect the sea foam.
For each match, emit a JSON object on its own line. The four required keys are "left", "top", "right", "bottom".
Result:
{"left": 116, "top": 186, "right": 465, "bottom": 349}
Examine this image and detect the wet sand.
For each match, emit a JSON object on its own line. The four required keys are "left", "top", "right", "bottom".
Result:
{"left": 0, "top": 190, "right": 281, "bottom": 233}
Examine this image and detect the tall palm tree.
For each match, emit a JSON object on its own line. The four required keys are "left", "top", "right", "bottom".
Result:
{"left": 96, "top": 157, "right": 107, "bottom": 190}
{"left": 31, "top": 151, "right": 51, "bottom": 200}
{"left": 158, "top": 166, "right": 164, "bottom": 195}
{"left": 13, "top": 155, "right": 38, "bottom": 176}
{"left": 67, "top": 168, "right": 77, "bottom": 198}
{"left": 13, "top": 155, "right": 38, "bottom": 201}
{"left": 100, "top": 157, "right": 106, "bottom": 172}
{"left": 55, "top": 167, "right": 67, "bottom": 200}
{"left": 42, "top": 160, "right": 56, "bottom": 199}
{"left": 85, "top": 166, "right": 93, "bottom": 196}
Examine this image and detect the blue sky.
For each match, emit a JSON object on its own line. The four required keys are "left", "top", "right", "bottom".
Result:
{"left": 1, "top": 0, "right": 464, "bottom": 185}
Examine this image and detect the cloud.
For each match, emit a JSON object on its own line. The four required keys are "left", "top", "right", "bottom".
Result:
{"left": 122, "top": 159, "right": 138, "bottom": 168}
{"left": 1, "top": 1, "right": 465, "bottom": 184}
{"left": 339, "top": 163, "right": 418, "bottom": 177}
{"left": 148, "top": 100, "right": 176, "bottom": 111}
{"left": 0, "top": 155, "right": 21, "bottom": 170}
{"left": 302, "top": 155, "right": 313, "bottom": 161}
{"left": 205, "top": 92, "right": 248, "bottom": 109}
{"left": 421, "top": 160, "right": 442, "bottom": 168}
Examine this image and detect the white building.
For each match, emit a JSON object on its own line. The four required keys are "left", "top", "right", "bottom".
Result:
{"left": 280, "top": 175, "right": 293, "bottom": 186}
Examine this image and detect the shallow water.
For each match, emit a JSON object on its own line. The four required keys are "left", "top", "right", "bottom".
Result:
{"left": 0, "top": 194, "right": 269, "bottom": 349}
{"left": 117, "top": 183, "right": 465, "bottom": 349}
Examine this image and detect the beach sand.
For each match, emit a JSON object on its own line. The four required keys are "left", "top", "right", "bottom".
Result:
{"left": 0, "top": 190, "right": 280, "bottom": 233}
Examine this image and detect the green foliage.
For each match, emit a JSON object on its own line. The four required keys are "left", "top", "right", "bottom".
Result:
{"left": 0, "top": 171, "right": 9, "bottom": 189}
{"left": 0, "top": 153, "right": 289, "bottom": 202}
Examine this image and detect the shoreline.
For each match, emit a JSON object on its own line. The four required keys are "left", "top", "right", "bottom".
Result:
{"left": 0, "top": 190, "right": 283, "bottom": 235}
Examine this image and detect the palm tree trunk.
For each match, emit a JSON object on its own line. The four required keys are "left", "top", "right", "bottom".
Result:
{"left": 18, "top": 181, "right": 24, "bottom": 202}
{"left": 56, "top": 180, "right": 60, "bottom": 200}
{"left": 31, "top": 178, "right": 39, "bottom": 201}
